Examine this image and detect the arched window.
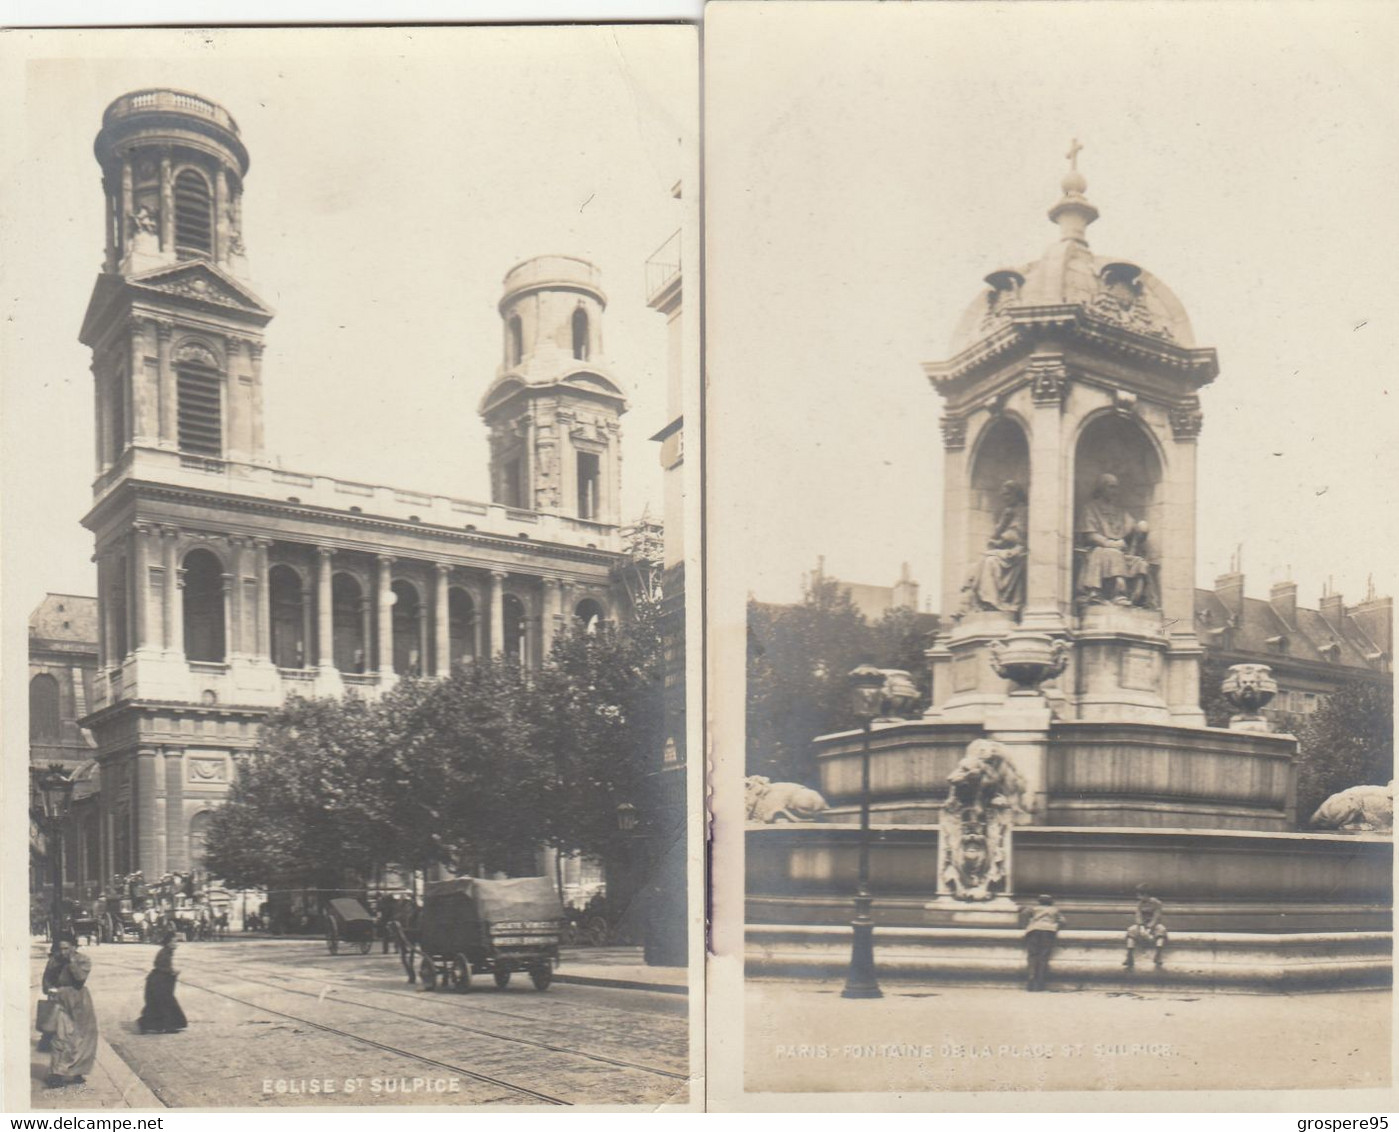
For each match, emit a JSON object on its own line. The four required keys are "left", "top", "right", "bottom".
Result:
{"left": 575, "top": 599, "right": 605, "bottom": 637}
{"left": 269, "top": 564, "right": 307, "bottom": 669}
{"left": 448, "top": 588, "right": 476, "bottom": 666}
{"left": 188, "top": 811, "right": 212, "bottom": 873}
{"left": 332, "top": 573, "right": 366, "bottom": 673}
{"left": 183, "top": 549, "right": 226, "bottom": 663}
{"left": 572, "top": 307, "right": 590, "bottom": 361}
{"left": 503, "top": 594, "right": 527, "bottom": 665}
{"left": 29, "top": 674, "right": 61, "bottom": 743}
{"left": 508, "top": 315, "right": 524, "bottom": 367}
{"left": 576, "top": 452, "right": 600, "bottom": 520}
{"left": 176, "top": 349, "right": 223, "bottom": 458}
{"left": 391, "top": 580, "right": 423, "bottom": 675}
{"left": 173, "top": 168, "right": 214, "bottom": 258}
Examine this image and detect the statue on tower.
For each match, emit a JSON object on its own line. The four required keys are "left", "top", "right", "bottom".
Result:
{"left": 1076, "top": 473, "right": 1156, "bottom": 607}
{"left": 959, "top": 480, "right": 1028, "bottom": 615}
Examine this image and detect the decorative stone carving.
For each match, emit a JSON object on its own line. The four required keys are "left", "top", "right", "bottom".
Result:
{"left": 1028, "top": 355, "right": 1069, "bottom": 405}
{"left": 960, "top": 481, "right": 1027, "bottom": 615}
{"left": 132, "top": 205, "right": 159, "bottom": 234}
{"left": 156, "top": 272, "right": 255, "bottom": 311}
{"left": 1076, "top": 472, "right": 1157, "bottom": 608}
{"left": 1310, "top": 782, "right": 1394, "bottom": 833}
{"left": 1221, "top": 663, "right": 1277, "bottom": 731}
{"left": 939, "top": 416, "right": 967, "bottom": 450}
{"left": 1169, "top": 396, "right": 1204, "bottom": 439}
{"left": 939, "top": 739, "right": 1027, "bottom": 901}
{"left": 989, "top": 631, "right": 1069, "bottom": 694}
{"left": 175, "top": 341, "right": 220, "bottom": 368}
{"left": 874, "top": 669, "right": 921, "bottom": 720}
{"left": 1087, "top": 263, "right": 1175, "bottom": 342}
{"left": 978, "top": 269, "right": 1024, "bottom": 336}
{"left": 744, "top": 776, "right": 829, "bottom": 823}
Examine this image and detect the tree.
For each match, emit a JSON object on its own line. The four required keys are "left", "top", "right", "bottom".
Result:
{"left": 1294, "top": 676, "right": 1393, "bottom": 827}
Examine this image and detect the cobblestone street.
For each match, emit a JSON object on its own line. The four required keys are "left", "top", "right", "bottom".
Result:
{"left": 30, "top": 939, "right": 689, "bottom": 1109}
{"left": 746, "top": 979, "right": 1391, "bottom": 1095}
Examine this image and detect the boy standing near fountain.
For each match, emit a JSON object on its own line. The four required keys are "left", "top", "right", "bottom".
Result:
{"left": 1123, "top": 884, "right": 1168, "bottom": 969}
{"left": 1022, "top": 894, "right": 1065, "bottom": 991}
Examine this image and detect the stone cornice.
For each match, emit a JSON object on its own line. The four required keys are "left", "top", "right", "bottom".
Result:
{"left": 83, "top": 478, "right": 626, "bottom": 570}
{"left": 925, "top": 305, "right": 1219, "bottom": 398}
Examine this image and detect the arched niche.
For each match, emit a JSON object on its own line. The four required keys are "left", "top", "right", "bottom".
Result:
{"left": 391, "top": 580, "right": 423, "bottom": 675}
{"left": 447, "top": 587, "right": 476, "bottom": 667}
{"left": 503, "top": 594, "right": 528, "bottom": 665}
{"left": 183, "top": 548, "right": 226, "bottom": 662}
{"left": 269, "top": 564, "right": 307, "bottom": 669}
{"left": 1073, "top": 412, "right": 1165, "bottom": 605}
{"left": 331, "top": 572, "right": 366, "bottom": 673}
{"left": 966, "top": 414, "right": 1031, "bottom": 572}
{"left": 575, "top": 598, "right": 605, "bottom": 636}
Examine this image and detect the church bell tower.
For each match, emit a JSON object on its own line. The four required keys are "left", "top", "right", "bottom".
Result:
{"left": 80, "top": 89, "right": 274, "bottom": 477}
{"left": 479, "top": 255, "right": 628, "bottom": 525}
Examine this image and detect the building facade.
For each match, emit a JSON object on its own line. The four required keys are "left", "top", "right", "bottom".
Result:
{"left": 76, "top": 89, "right": 639, "bottom": 885}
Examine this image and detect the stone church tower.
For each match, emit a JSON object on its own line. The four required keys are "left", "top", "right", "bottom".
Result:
{"left": 480, "top": 256, "right": 628, "bottom": 525}
{"left": 73, "top": 90, "right": 630, "bottom": 884}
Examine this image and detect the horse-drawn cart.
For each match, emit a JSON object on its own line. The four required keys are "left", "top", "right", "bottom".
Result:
{"left": 325, "top": 897, "right": 376, "bottom": 955}
{"left": 416, "top": 877, "right": 563, "bottom": 992}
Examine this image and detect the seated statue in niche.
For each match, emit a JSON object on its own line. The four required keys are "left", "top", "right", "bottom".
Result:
{"left": 1077, "top": 472, "right": 1157, "bottom": 608}
{"left": 939, "top": 739, "right": 1027, "bottom": 902}
{"left": 959, "top": 480, "right": 1028, "bottom": 616}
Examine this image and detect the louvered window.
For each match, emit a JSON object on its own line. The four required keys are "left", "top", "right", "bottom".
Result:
{"left": 174, "top": 169, "right": 213, "bottom": 258}
{"left": 177, "top": 362, "right": 223, "bottom": 456}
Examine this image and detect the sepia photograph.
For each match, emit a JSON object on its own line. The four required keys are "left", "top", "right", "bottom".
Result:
{"left": 2, "top": 24, "right": 699, "bottom": 1111}
{"left": 705, "top": 0, "right": 1396, "bottom": 1108}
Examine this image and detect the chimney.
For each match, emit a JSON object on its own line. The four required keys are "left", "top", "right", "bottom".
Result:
{"left": 1268, "top": 580, "right": 1297, "bottom": 628}
{"left": 1214, "top": 571, "right": 1245, "bottom": 622}
{"left": 1319, "top": 588, "right": 1345, "bottom": 631}
{"left": 1349, "top": 592, "right": 1393, "bottom": 660}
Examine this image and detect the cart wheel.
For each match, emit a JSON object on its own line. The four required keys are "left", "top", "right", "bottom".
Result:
{"left": 529, "top": 965, "right": 553, "bottom": 991}
{"left": 452, "top": 954, "right": 471, "bottom": 993}
{"left": 326, "top": 932, "right": 339, "bottom": 955}
{"left": 493, "top": 968, "right": 512, "bottom": 990}
{"left": 420, "top": 956, "right": 437, "bottom": 991}
{"left": 358, "top": 938, "right": 372, "bottom": 955}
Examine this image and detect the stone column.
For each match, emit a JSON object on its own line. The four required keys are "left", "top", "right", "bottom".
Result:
{"left": 316, "top": 549, "right": 335, "bottom": 669}
{"left": 542, "top": 578, "right": 561, "bottom": 656}
{"left": 154, "top": 748, "right": 168, "bottom": 876}
{"left": 560, "top": 581, "right": 576, "bottom": 630}
{"left": 95, "top": 555, "right": 110, "bottom": 670}
{"left": 119, "top": 156, "right": 133, "bottom": 255}
{"left": 490, "top": 571, "right": 507, "bottom": 656}
{"left": 359, "top": 597, "right": 373, "bottom": 674}
{"left": 225, "top": 336, "right": 244, "bottom": 461}
{"left": 132, "top": 524, "right": 153, "bottom": 652}
{"left": 376, "top": 556, "right": 395, "bottom": 674}
{"left": 214, "top": 167, "right": 229, "bottom": 264}
{"left": 1164, "top": 401, "right": 1206, "bottom": 722}
{"left": 135, "top": 749, "right": 159, "bottom": 875}
{"left": 248, "top": 343, "right": 265, "bottom": 459}
{"left": 164, "top": 751, "right": 185, "bottom": 872}
{"left": 103, "top": 176, "right": 117, "bottom": 270}
{"left": 1022, "top": 354, "right": 1070, "bottom": 631}
{"left": 434, "top": 563, "right": 451, "bottom": 676}
{"left": 162, "top": 527, "right": 181, "bottom": 653}
{"left": 253, "top": 538, "right": 272, "bottom": 661}
{"left": 93, "top": 364, "right": 108, "bottom": 475}
{"left": 416, "top": 603, "right": 430, "bottom": 676}
{"left": 221, "top": 560, "right": 237, "bottom": 661}
{"left": 938, "top": 415, "right": 971, "bottom": 619}
{"left": 159, "top": 150, "right": 174, "bottom": 253}
{"left": 300, "top": 577, "right": 315, "bottom": 671}
{"left": 156, "top": 320, "right": 175, "bottom": 448}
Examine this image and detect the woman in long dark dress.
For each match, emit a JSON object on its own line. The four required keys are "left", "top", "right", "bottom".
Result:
{"left": 138, "top": 932, "right": 187, "bottom": 1034}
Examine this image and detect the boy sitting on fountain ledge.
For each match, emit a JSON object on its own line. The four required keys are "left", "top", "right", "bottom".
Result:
{"left": 1123, "top": 884, "right": 1168, "bottom": 970}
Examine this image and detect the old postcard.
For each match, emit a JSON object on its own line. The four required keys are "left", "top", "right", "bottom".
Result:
{"left": 704, "top": 0, "right": 1397, "bottom": 1112}
{"left": 1, "top": 23, "right": 701, "bottom": 1112}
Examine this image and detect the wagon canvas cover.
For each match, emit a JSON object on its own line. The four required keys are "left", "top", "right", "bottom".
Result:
{"left": 325, "top": 897, "right": 373, "bottom": 925}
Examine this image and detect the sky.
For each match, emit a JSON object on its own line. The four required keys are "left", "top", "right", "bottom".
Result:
{"left": 707, "top": 1, "right": 1398, "bottom": 615}
{"left": 1, "top": 25, "right": 696, "bottom": 615}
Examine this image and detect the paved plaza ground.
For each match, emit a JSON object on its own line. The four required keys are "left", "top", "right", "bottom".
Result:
{"left": 29, "top": 937, "right": 690, "bottom": 1109}
{"left": 746, "top": 978, "right": 1391, "bottom": 1095}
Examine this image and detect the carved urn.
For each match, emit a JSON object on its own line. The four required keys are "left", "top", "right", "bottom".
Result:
{"left": 1221, "top": 663, "right": 1277, "bottom": 732}
{"left": 989, "top": 632, "right": 1069, "bottom": 695}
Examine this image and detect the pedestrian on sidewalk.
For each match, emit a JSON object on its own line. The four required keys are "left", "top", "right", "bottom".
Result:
{"left": 1123, "top": 884, "right": 1167, "bottom": 970}
{"left": 138, "top": 931, "right": 187, "bottom": 1034}
{"left": 37, "top": 942, "right": 64, "bottom": 1052}
{"left": 1021, "top": 894, "right": 1064, "bottom": 992}
{"left": 44, "top": 933, "right": 97, "bottom": 1088}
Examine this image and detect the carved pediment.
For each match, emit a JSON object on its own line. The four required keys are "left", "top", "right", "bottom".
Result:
{"left": 128, "top": 262, "right": 274, "bottom": 319}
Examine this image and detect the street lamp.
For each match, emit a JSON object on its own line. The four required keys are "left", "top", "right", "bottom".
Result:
{"left": 615, "top": 801, "right": 639, "bottom": 833}
{"left": 34, "top": 765, "right": 75, "bottom": 942}
{"left": 842, "top": 664, "right": 885, "bottom": 999}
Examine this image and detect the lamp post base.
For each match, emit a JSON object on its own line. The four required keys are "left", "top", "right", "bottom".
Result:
{"left": 841, "top": 890, "right": 883, "bottom": 999}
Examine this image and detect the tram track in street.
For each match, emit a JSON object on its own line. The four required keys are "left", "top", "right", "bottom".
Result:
{"left": 95, "top": 950, "right": 686, "bottom": 1103}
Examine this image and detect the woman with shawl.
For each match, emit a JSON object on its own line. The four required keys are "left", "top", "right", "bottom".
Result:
{"left": 138, "top": 931, "right": 188, "bottom": 1034}
{"left": 44, "top": 934, "right": 98, "bottom": 1088}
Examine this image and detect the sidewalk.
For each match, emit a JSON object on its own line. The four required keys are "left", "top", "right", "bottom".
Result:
{"left": 28, "top": 943, "right": 164, "bottom": 1111}
{"left": 555, "top": 946, "right": 689, "bottom": 994}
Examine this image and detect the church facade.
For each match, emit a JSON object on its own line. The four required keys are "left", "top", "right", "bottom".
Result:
{"left": 77, "top": 89, "right": 641, "bottom": 883}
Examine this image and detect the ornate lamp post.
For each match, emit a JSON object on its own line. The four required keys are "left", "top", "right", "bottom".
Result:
{"left": 35, "top": 765, "right": 75, "bottom": 941}
{"left": 842, "top": 664, "right": 886, "bottom": 999}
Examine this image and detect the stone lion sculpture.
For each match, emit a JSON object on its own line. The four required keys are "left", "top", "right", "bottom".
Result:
{"left": 1310, "top": 781, "right": 1394, "bottom": 833}
{"left": 745, "top": 776, "right": 829, "bottom": 823}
